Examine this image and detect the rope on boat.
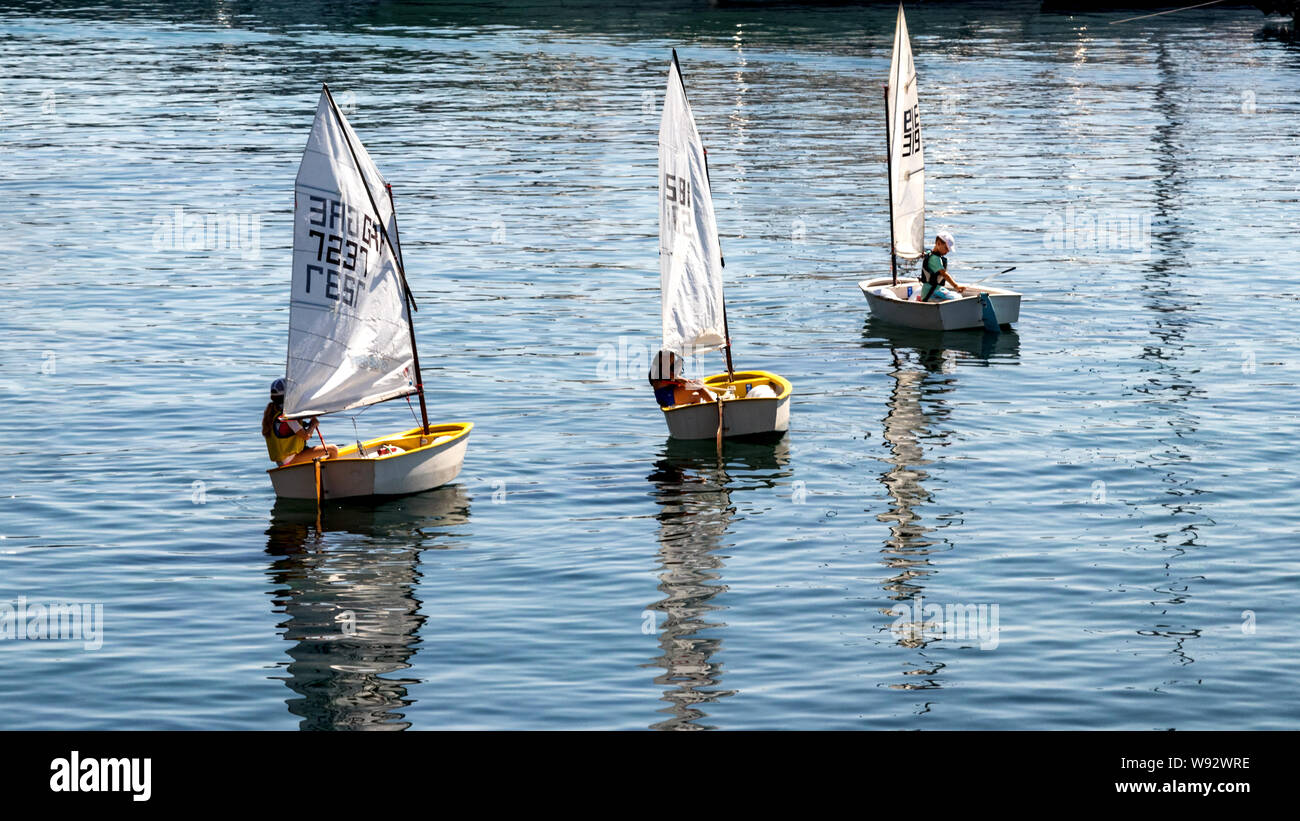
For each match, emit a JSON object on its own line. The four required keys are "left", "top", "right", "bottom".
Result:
{"left": 350, "top": 416, "right": 365, "bottom": 456}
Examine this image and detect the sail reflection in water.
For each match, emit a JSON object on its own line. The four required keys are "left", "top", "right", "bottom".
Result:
{"left": 264, "top": 486, "right": 470, "bottom": 730}
{"left": 643, "top": 439, "right": 791, "bottom": 730}
{"left": 863, "top": 319, "right": 1019, "bottom": 691}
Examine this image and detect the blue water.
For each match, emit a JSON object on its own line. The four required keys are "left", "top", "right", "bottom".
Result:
{"left": 1, "top": 0, "right": 1298, "bottom": 730}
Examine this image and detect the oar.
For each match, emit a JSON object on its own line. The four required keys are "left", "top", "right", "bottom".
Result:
{"left": 968, "top": 266, "right": 1016, "bottom": 288}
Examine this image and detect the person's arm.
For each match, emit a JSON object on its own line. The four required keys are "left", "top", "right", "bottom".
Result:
{"left": 927, "top": 256, "right": 952, "bottom": 287}
{"left": 289, "top": 417, "right": 315, "bottom": 441}
{"left": 686, "top": 379, "right": 719, "bottom": 402}
{"left": 675, "top": 381, "right": 716, "bottom": 404}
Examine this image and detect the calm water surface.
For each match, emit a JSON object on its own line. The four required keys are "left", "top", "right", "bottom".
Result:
{"left": 1, "top": 0, "right": 1298, "bottom": 729}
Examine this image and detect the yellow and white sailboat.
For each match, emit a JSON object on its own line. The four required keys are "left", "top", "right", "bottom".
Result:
{"left": 656, "top": 51, "right": 792, "bottom": 442}
{"left": 268, "top": 85, "right": 471, "bottom": 501}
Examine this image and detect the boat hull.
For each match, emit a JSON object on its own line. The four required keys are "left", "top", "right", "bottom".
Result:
{"left": 858, "top": 277, "right": 1021, "bottom": 331}
{"left": 268, "top": 423, "right": 472, "bottom": 500}
{"left": 662, "top": 370, "right": 791, "bottom": 441}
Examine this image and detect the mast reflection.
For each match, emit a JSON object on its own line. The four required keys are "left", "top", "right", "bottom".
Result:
{"left": 265, "top": 486, "right": 470, "bottom": 730}
{"left": 643, "top": 438, "right": 791, "bottom": 730}
{"left": 1129, "top": 42, "right": 1206, "bottom": 668}
{"left": 863, "top": 318, "right": 1019, "bottom": 692}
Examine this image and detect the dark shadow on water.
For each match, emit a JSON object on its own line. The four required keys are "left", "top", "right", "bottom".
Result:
{"left": 1257, "top": 21, "right": 1298, "bottom": 42}
{"left": 642, "top": 436, "right": 791, "bottom": 730}
{"left": 21, "top": 0, "right": 1196, "bottom": 43}
{"left": 264, "top": 485, "right": 470, "bottom": 730}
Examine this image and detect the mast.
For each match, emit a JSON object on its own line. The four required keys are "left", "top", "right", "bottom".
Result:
{"left": 883, "top": 83, "right": 898, "bottom": 286}
{"left": 320, "top": 83, "right": 429, "bottom": 434}
{"left": 673, "top": 50, "right": 735, "bottom": 381}
{"left": 386, "top": 183, "right": 430, "bottom": 435}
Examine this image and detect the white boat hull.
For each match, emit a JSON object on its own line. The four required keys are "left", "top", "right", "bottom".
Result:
{"left": 662, "top": 371, "right": 791, "bottom": 440}
{"left": 859, "top": 277, "right": 1021, "bottom": 331}
{"left": 268, "top": 423, "right": 471, "bottom": 500}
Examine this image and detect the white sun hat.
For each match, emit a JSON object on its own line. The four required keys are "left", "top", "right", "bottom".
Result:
{"left": 649, "top": 349, "right": 683, "bottom": 381}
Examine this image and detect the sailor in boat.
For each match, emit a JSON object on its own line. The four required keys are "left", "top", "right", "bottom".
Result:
{"left": 918, "top": 231, "right": 966, "bottom": 302}
{"left": 261, "top": 378, "right": 338, "bottom": 467}
{"left": 649, "top": 350, "right": 717, "bottom": 407}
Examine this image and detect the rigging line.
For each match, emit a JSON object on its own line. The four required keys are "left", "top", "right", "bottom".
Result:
{"left": 1110, "top": 0, "right": 1227, "bottom": 25}
{"left": 325, "top": 400, "right": 376, "bottom": 428}
{"left": 350, "top": 415, "right": 366, "bottom": 456}
{"left": 351, "top": 400, "right": 376, "bottom": 418}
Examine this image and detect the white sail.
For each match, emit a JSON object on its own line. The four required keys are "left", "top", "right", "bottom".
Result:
{"left": 283, "top": 88, "right": 417, "bottom": 419}
{"left": 659, "top": 53, "right": 727, "bottom": 359}
{"left": 888, "top": 3, "right": 925, "bottom": 260}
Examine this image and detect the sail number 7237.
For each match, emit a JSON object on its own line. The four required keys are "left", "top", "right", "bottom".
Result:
{"left": 301, "top": 194, "right": 383, "bottom": 307}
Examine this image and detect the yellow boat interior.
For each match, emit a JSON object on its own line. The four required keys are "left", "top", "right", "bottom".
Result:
{"left": 268, "top": 422, "right": 473, "bottom": 473}
{"left": 659, "top": 369, "right": 792, "bottom": 410}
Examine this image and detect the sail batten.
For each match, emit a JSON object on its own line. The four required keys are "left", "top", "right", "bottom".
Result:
{"left": 659, "top": 54, "right": 727, "bottom": 359}
{"left": 283, "top": 88, "right": 417, "bottom": 419}
{"left": 888, "top": 4, "right": 926, "bottom": 260}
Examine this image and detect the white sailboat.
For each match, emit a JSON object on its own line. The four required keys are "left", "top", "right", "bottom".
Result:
{"left": 268, "top": 85, "right": 471, "bottom": 501}
{"left": 859, "top": 4, "right": 1021, "bottom": 331}
{"left": 656, "top": 50, "right": 792, "bottom": 441}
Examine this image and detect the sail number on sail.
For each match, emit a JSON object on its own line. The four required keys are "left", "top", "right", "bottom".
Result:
{"left": 301, "top": 194, "right": 381, "bottom": 307}
{"left": 663, "top": 172, "right": 693, "bottom": 236}
{"left": 900, "top": 104, "right": 921, "bottom": 158}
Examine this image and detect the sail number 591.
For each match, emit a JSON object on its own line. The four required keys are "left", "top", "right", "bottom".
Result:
{"left": 664, "top": 173, "right": 691, "bottom": 207}
{"left": 664, "top": 173, "right": 692, "bottom": 234}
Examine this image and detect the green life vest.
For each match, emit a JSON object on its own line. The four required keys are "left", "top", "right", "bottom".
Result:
{"left": 920, "top": 251, "right": 947, "bottom": 300}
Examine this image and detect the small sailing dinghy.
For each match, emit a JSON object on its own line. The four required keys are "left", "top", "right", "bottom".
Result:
{"left": 858, "top": 4, "right": 1021, "bottom": 332}
{"left": 268, "top": 85, "right": 471, "bottom": 501}
{"left": 656, "top": 51, "right": 792, "bottom": 442}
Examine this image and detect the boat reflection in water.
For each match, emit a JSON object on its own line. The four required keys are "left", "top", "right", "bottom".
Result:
{"left": 862, "top": 318, "right": 1019, "bottom": 694}
{"left": 264, "top": 486, "right": 470, "bottom": 730}
{"left": 643, "top": 437, "right": 791, "bottom": 730}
